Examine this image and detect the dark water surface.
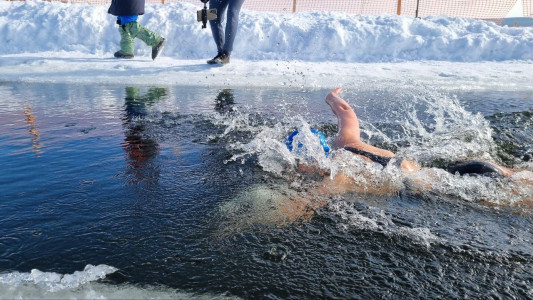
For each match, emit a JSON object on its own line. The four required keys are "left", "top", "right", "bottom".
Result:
{"left": 0, "top": 83, "right": 532, "bottom": 299}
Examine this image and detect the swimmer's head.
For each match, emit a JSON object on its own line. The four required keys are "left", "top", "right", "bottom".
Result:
{"left": 285, "top": 129, "right": 330, "bottom": 157}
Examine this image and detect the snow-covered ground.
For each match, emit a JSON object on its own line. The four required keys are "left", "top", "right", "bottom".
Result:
{"left": 0, "top": 1, "right": 532, "bottom": 89}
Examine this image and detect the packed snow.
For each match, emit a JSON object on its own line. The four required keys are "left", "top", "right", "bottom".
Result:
{"left": 0, "top": 0, "right": 532, "bottom": 89}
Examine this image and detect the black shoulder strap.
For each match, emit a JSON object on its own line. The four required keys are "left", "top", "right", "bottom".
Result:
{"left": 344, "top": 147, "right": 392, "bottom": 167}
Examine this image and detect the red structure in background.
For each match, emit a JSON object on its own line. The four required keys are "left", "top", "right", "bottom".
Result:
{"left": 7, "top": 0, "right": 532, "bottom": 24}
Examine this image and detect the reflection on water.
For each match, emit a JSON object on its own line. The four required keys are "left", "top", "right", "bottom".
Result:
{"left": 0, "top": 83, "right": 532, "bottom": 299}
{"left": 214, "top": 89, "right": 235, "bottom": 113}
{"left": 23, "top": 105, "right": 41, "bottom": 156}
{"left": 121, "top": 87, "right": 166, "bottom": 185}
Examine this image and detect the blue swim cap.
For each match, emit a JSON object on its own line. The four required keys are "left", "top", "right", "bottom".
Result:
{"left": 285, "top": 128, "right": 330, "bottom": 156}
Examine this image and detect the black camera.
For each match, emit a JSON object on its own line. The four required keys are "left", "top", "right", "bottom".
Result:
{"left": 197, "top": 0, "right": 217, "bottom": 29}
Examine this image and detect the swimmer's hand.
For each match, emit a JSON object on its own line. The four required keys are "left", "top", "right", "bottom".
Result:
{"left": 326, "top": 87, "right": 343, "bottom": 103}
{"left": 330, "top": 87, "right": 343, "bottom": 95}
{"left": 325, "top": 87, "right": 352, "bottom": 114}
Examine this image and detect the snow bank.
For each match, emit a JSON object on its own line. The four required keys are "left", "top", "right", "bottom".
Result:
{"left": 1, "top": 1, "right": 532, "bottom": 62}
{"left": 0, "top": 1, "right": 531, "bottom": 88}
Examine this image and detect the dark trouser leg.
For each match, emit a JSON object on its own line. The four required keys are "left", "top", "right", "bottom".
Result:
{"left": 209, "top": 0, "right": 228, "bottom": 53}
{"left": 223, "top": 0, "right": 245, "bottom": 53}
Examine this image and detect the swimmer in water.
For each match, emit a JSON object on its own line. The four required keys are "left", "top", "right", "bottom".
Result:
{"left": 286, "top": 88, "right": 533, "bottom": 201}
{"left": 324, "top": 87, "right": 515, "bottom": 178}
{"left": 220, "top": 88, "right": 533, "bottom": 233}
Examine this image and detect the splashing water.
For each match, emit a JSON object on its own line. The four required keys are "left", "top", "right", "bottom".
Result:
{"left": 210, "top": 84, "right": 532, "bottom": 222}
{"left": 1, "top": 83, "right": 532, "bottom": 299}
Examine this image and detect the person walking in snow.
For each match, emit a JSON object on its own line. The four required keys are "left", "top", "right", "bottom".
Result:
{"left": 108, "top": 0, "right": 166, "bottom": 60}
{"left": 206, "top": 0, "right": 245, "bottom": 65}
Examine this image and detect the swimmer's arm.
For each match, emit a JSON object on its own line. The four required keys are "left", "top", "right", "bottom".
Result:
{"left": 296, "top": 163, "right": 330, "bottom": 176}
{"left": 316, "top": 173, "right": 400, "bottom": 196}
{"left": 316, "top": 173, "right": 356, "bottom": 196}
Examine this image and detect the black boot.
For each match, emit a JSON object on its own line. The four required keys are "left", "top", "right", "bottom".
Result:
{"left": 207, "top": 51, "right": 222, "bottom": 64}
{"left": 152, "top": 38, "right": 166, "bottom": 60}
{"left": 114, "top": 51, "right": 134, "bottom": 59}
{"left": 207, "top": 51, "right": 230, "bottom": 65}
